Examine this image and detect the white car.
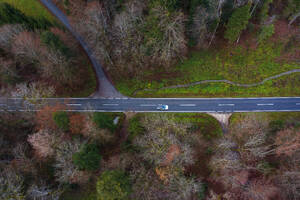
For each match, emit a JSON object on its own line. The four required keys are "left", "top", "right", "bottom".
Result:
{"left": 157, "top": 104, "right": 168, "bottom": 110}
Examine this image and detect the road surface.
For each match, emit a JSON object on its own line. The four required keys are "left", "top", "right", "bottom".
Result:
{"left": 2, "top": 97, "right": 300, "bottom": 113}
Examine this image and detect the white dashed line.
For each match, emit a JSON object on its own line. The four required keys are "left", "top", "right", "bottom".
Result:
{"left": 257, "top": 103, "right": 274, "bottom": 106}
{"left": 103, "top": 104, "right": 119, "bottom": 106}
{"left": 179, "top": 104, "right": 196, "bottom": 106}
{"left": 296, "top": 103, "right": 300, "bottom": 105}
{"left": 67, "top": 104, "right": 82, "bottom": 106}
{"left": 140, "top": 104, "right": 156, "bottom": 107}
{"left": 218, "top": 104, "right": 235, "bottom": 106}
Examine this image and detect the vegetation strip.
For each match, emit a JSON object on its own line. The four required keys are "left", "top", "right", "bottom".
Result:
{"left": 132, "top": 69, "right": 300, "bottom": 96}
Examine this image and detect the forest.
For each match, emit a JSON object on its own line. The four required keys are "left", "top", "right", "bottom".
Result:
{"left": 2, "top": 105, "right": 300, "bottom": 200}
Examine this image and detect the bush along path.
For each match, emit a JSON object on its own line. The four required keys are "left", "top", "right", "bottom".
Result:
{"left": 132, "top": 69, "right": 300, "bottom": 96}
{"left": 39, "top": 0, "right": 124, "bottom": 98}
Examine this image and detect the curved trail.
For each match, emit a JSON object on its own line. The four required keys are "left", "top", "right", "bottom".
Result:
{"left": 40, "top": 0, "right": 124, "bottom": 98}
{"left": 133, "top": 69, "right": 300, "bottom": 96}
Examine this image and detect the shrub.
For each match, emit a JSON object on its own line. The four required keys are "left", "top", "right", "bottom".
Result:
{"left": 93, "top": 113, "right": 117, "bottom": 132}
{"left": 72, "top": 143, "right": 101, "bottom": 171}
{"left": 96, "top": 170, "right": 131, "bottom": 200}
{"left": 128, "top": 116, "right": 144, "bottom": 141}
{"left": 224, "top": 3, "right": 251, "bottom": 42}
{"left": 53, "top": 111, "right": 69, "bottom": 131}
{"left": 269, "top": 120, "right": 284, "bottom": 133}
{"left": 257, "top": 24, "right": 274, "bottom": 44}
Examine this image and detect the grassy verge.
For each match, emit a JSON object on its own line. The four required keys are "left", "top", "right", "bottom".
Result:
{"left": 116, "top": 41, "right": 300, "bottom": 97}
{"left": 2, "top": 0, "right": 56, "bottom": 23}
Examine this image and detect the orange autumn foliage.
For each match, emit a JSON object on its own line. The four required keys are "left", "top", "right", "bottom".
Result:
{"left": 70, "top": 114, "right": 85, "bottom": 134}
{"left": 36, "top": 104, "right": 65, "bottom": 130}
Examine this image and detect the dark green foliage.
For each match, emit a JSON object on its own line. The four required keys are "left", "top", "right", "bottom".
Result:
{"left": 224, "top": 3, "right": 251, "bottom": 42}
{"left": 0, "top": 64, "right": 20, "bottom": 86}
{"left": 122, "top": 116, "right": 145, "bottom": 151}
{"left": 73, "top": 143, "right": 101, "bottom": 171}
{"left": 41, "top": 31, "right": 72, "bottom": 58}
{"left": 96, "top": 170, "right": 132, "bottom": 200}
{"left": 0, "top": 3, "right": 53, "bottom": 30}
{"left": 283, "top": 0, "right": 300, "bottom": 18}
{"left": 150, "top": 0, "right": 182, "bottom": 11}
{"left": 93, "top": 113, "right": 117, "bottom": 132}
{"left": 141, "top": 11, "right": 164, "bottom": 55}
{"left": 197, "top": 183, "right": 207, "bottom": 200}
{"left": 128, "top": 116, "right": 145, "bottom": 140}
{"left": 258, "top": 0, "right": 272, "bottom": 21}
{"left": 257, "top": 24, "right": 274, "bottom": 44}
{"left": 53, "top": 111, "right": 69, "bottom": 131}
{"left": 220, "top": 0, "right": 234, "bottom": 23}
{"left": 269, "top": 120, "right": 284, "bottom": 133}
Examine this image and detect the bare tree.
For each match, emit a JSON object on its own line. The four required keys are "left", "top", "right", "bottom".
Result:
{"left": 12, "top": 31, "right": 45, "bottom": 63}
{"left": 53, "top": 139, "right": 90, "bottom": 184}
{"left": 0, "top": 168, "right": 25, "bottom": 200}
{"left": 0, "top": 24, "right": 24, "bottom": 50}
{"left": 27, "top": 130, "right": 57, "bottom": 159}
{"left": 11, "top": 82, "right": 55, "bottom": 104}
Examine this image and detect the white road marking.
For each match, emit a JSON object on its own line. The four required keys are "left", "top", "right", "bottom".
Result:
{"left": 179, "top": 104, "right": 196, "bottom": 106}
{"left": 103, "top": 104, "right": 119, "bottom": 106}
{"left": 218, "top": 104, "right": 235, "bottom": 106}
{"left": 296, "top": 103, "right": 300, "bottom": 105}
{"left": 140, "top": 104, "right": 156, "bottom": 107}
{"left": 257, "top": 103, "right": 274, "bottom": 106}
{"left": 67, "top": 104, "right": 82, "bottom": 106}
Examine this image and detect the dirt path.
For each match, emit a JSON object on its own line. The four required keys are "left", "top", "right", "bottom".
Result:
{"left": 132, "top": 69, "right": 300, "bottom": 96}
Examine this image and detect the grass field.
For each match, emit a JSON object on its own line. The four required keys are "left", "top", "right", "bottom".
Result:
{"left": 2, "top": 0, "right": 56, "bottom": 22}
{"left": 116, "top": 39, "right": 300, "bottom": 97}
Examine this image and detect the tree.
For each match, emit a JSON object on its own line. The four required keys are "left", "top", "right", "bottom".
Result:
{"left": 36, "top": 104, "right": 65, "bottom": 131}
{"left": 0, "top": 168, "right": 25, "bottom": 200}
{"left": 12, "top": 31, "right": 45, "bottom": 63}
{"left": 11, "top": 82, "right": 55, "bottom": 103}
{"left": 93, "top": 113, "right": 116, "bottom": 132}
{"left": 133, "top": 114, "right": 193, "bottom": 166}
{"left": 72, "top": 143, "right": 101, "bottom": 171}
{"left": 224, "top": 3, "right": 251, "bottom": 42}
{"left": 275, "top": 128, "right": 300, "bottom": 157}
{"left": 69, "top": 114, "right": 85, "bottom": 134}
{"left": 53, "top": 111, "right": 69, "bottom": 131}
{"left": 54, "top": 139, "right": 90, "bottom": 184}
{"left": 41, "top": 31, "right": 72, "bottom": 58}
{"left": 0, "top": 24, "right": 23, "bottom": 50}
{"left": 96, "top": 170, "right": 132, "bottom": 200}
{"left": 27, "top": 129, "right": 57, "bottom": 159}
{"left": 26, "top": 182, "right": 62, "bottom": 200}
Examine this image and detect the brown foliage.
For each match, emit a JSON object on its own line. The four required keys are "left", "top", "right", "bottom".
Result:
{"left": 36, "top": 104, "right": 65, "bottom": 131}
{"left": 12, "top": 31, "right": 45, "bottom": 62}
{"left": 162, "top": 144, "right": 181, "bottom": 166}
{"left": 69, "top": 114, "right": 85, "bottom": 134}
{"left": 275, "top": 128, "right": 300, "bottom": 157}
{"left": 27, "top": 130, "right": 57, "bottom": 159}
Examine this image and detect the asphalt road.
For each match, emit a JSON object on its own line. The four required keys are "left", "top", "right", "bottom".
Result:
{"left": 2, "top": 97, "right": 300, "bottom": 113}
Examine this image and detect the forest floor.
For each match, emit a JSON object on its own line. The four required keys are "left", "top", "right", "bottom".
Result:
{"left": 115, "top": 20, "right": 300, "bottom": 98}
